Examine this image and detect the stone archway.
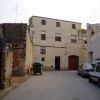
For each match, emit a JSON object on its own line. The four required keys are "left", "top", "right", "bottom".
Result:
{"left": 68, "top": 55, "right": 79, "bottom": 70}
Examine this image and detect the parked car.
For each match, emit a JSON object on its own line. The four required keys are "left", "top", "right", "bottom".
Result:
{"left": 91, "top": 63, "right": 96, "bottom": 70}
{"left": 89, "top": 61, "right": 100, "bottom": 87}
{"left": 78, "top": 63, "right": 93, "bottom": 76}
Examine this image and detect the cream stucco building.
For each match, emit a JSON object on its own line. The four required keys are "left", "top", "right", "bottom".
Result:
{"left": 87, "top": 23, "right": 100, "bottom": 64}
{"left": 29, "top": 16, "right": 86, "bottom": 70}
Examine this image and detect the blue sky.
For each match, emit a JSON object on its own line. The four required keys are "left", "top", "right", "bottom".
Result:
{"left": 0, "top": 0, "right": 100, "bottom": 28}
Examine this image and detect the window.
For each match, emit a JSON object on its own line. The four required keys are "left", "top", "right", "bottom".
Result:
{"left": 55, "top": 33, "right": 61, "bottom": 41}
{"left": 41, "top": 20, "right": 46, "bottom": 25}
{"left": 84, "top": 40, "right": 87, "bottom": 44}
{"left": 41, "top": 31, "right": 46, "bottom": 40}
{"left": 55, "top": 36, "right": 61, "bottom": 41}
{"left": 72, "top": 24, "right": 76, "bottom": 29}
{"left": 56, "top": 22, "right": 60, "bottom": 27}
{"left": 71, "top": 35, "right": 77, "bottom": 43}
{"left": 41, "top": 57, "right": 45, "bottom": 61}
{"left": 71, "top": 39, "right": 76, "bottom": 43}
{"left": 91, "top": 31, "right": 95, "bottom": 36}
{"left": 41, "top": 34, "right": 46, "bottom": 40}
{"left": 40, "top": 47, "right": 46, "bottom": 54}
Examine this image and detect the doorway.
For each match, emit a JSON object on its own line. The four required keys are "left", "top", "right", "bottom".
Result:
{"left": 68, "top": 55, "right": 79, "bottom": 70}
{"left": 12, "top": 48, "right": 20, "bottom": 68}
{"left": 55, "top": 56, "right": 60, "bottom": 70}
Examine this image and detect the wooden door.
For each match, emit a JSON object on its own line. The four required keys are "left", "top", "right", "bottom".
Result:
{"left": 55, "top": 56, "right": 60, "bottom": 70}
{"left": 68, "top": 55, "right": 79, "bottom": 70}
{"left": 12, "top": 48, "right": 19, "bottom": 68}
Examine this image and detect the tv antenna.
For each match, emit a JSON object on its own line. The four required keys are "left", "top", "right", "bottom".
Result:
{"left": 14, "top": 4, "right": 18, "bottom": 23}
{"left": 0, "top": 15, "right": 3, "bottom": 22}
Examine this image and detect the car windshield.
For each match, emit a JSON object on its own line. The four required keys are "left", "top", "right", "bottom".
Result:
{"left": 84, "top": 63, "right": 92, "bottom": 69}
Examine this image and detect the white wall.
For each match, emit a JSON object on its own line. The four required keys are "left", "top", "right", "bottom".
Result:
{"left": 87, "top": 23, "right": 100, "bottom": 64}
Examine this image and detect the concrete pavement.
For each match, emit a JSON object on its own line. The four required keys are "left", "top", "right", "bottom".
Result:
{"left": 2, "top": 71, "right": 100, "bottom": 100}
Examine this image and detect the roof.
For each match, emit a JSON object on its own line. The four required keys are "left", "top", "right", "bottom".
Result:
{"left": 30, "top": 15, "right": 82, "bottom": 24}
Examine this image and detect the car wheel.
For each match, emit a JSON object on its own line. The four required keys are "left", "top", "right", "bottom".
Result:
{"left": 81, "top": 72, "right": 84, "bottom": 77}
{"left": 89, "top": 76, "right": 92, "bottom": 83}
{"left": 77, "top": 71, "right": 80, "bottom": 75}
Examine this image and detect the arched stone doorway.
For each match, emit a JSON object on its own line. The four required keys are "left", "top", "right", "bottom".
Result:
{"left": 68, "top": 55, "right": 79, "bottom": 70}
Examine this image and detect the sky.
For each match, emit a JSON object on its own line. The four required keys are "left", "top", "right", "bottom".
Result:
{"left": 0, "top": 0, "right": 100, "bottom": 29}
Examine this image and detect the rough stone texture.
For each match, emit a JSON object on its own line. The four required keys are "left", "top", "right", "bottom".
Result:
{"left": 0, "top": 23, "right": 33, "bottom": 89}
{"left": 0, "top": 42, "right": 12, "bottom": 89}
{"left": 1, "top": 23, "right": 27, "bottom": 76}
{"left": 25, "top": 29, "right": 33, "bottom": 74}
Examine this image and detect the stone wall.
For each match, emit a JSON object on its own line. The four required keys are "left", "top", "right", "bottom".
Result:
{"left": 0, "top": 23, "right": 33, "bottom": 89}
{"left": 25, "top": 29, "right": 33, "bottom": 74}
{"left": 2, "top": 23, "right": 27, "bottom": 76}
{"left": 0, "top": 42, "right": 12, "bottom": 89}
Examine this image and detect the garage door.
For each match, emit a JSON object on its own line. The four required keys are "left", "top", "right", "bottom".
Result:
{"left": 68, "top": 55, "right": 79, "bottom": 70}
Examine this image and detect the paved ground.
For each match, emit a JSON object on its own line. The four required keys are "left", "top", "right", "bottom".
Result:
{"left": 0, "top": 74, "right": 30, "bottom": 99}
{"left": 2, "top": 71, "right": 100, "bottom": 100}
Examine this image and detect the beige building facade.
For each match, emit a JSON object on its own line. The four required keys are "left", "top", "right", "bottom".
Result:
{"left": 29, "top": 16, "right": 86, "bottom": 70}
{"left": 87, "top": 23, "right": 100, "bottom": 64}
{"left": 25, "top": 28, "right": 33, "bottom": 73}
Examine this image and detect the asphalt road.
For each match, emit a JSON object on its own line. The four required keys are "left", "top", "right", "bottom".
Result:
{"left": 2, "top": 71, "right": 100, "bottom": 100}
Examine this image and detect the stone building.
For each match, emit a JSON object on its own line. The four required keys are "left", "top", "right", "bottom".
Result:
{"left": 29, "top": 16, "right": 86, "bottom": 70}
{"left": 0, "top": 26, "right": 13, "bottom": 89}
{"left": 0, "top": 23, "right": 33, "bottom": 89}
{"left": 87, "top": 23, "right": 100, "bottom": 64}
{"left": 25, "top": 27, "right": 33, "bottom": 73}
{"left": 2, "top": 23, "right": 28, "bottom": 76}
{"left": 81, "top": 29, "right": 87, "bottom": 62}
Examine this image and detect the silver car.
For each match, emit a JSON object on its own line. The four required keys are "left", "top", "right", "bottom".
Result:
{"left": 78, "top": 63, "right": 93, "bottom": 76}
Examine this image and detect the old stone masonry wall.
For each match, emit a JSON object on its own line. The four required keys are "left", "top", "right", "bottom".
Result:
{"left": 2, "top": 23, "right": 27, "bottom": 76}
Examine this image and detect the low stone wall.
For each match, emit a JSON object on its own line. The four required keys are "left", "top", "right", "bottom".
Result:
{"left": 1, "top": 75, "right": 12, "bottom": 89}
{"left": 12, "top": 65, "right": 25, "bottom": 76}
